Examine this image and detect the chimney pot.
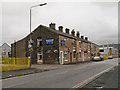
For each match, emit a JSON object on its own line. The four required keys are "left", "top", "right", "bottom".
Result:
{"left": 71, "top": 29, "right": 75, "bottom": 36}
{"left": 76, "top": 31, "right": 80, "bottom": 38}
{"left": 85, "top": 37, "right": 88, "bottom": 40}
{"left": 81, "top": 36, "right": 84, "bottom": 39}
{"left": 59, "top": 26, "right": 63, "bottom": 32}
{"left": 49, "top": 22, "right": 56, "bottom": 30}
{"left": 65, "top": 28, "right": 70, "bottom": 34}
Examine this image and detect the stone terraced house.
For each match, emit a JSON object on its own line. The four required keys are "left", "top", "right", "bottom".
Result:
{"left": 11, "top": 23, "right": 99, "bottom": 64}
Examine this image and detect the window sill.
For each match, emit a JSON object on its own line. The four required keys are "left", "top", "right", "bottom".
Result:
{"left": 64, "top": 60, "right": 68, "bottom": 61}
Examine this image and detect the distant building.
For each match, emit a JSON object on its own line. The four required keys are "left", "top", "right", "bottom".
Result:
{"left": 11, "top": 23, "right": 99, "bottom": 64}
{"left": 99, "top": 44, "right": 119, "bottom": 57}
{"left": 0, "top": 43, "right": 11, "bottom": 58}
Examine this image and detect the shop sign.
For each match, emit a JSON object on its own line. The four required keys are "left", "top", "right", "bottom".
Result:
{"left": 54, "top": 50, "right": 58, "bottom": 53}
{"left": 46, "top": 49, "right": 58, "bottom": 53}
{"left": 61, "top": 40, "right": 65, "bottom": 46}
{"left": 46, "top": 50, "right": 54, "bottom": 53}
{"left": 46, "top": 50, "right": 51, "bottom": 53}
{"left": 45, "top": 39, "right": 54, "bottom": 45}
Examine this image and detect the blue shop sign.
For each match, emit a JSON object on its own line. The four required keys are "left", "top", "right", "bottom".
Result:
{"left": 61, "top": 40, "right": 65, "bottom": 46}
{"left": 45, "top": 39, "right": 54, "bottom": 44}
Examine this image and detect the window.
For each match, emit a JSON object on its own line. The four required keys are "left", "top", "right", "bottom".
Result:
{"left": 79, "top": 41, "right": 81, "bottom": 48}
{"left": 73, "top": 40, "right": 76, "bottom": 48}
{"left": 37, "top": 38, "right": 42, "bottom": 47}
{"left": 88, "top": 44, "right": 90, "bottom": 50}
{"left": 64, "top": 39, "right": 67, "bottom": 46}
{"left": 37, "top": 52, "right": 42, "bottom": 60}
{"left": 73, "top": 51, "right": 76, "bottom": 59}
{"left": 64, "top": 51, "right": 68, "bottom": 61}
{"left": 84, "top": 43, "right": 86, "bottom": 49}
{"left": 99, "top": 49, "right": 104, "bottom": 52}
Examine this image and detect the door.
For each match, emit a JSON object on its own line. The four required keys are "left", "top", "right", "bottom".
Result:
{"left": 60, "top": 51, "right": 63, "bottom": 64}
{"left": 82, "top": 52, "right": 84, "bottom": 61}
{"left": 70, "top": 53, "right": 72, "bottom": 63}
{"left": 37, "top": 52, "right": 43, "bottom": 63}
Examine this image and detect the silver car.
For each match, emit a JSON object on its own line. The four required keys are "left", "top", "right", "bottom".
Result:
{"left": 93, "top": 56, "right": 102, "bottom": 61}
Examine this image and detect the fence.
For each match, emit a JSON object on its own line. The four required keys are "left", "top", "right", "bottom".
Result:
{"left": 0, "top": 57, "right": 30, "bottom": 72}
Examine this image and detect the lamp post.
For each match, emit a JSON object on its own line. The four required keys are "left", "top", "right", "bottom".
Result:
{"left": 29, "top": 3, "right": 47, "bottom": 67}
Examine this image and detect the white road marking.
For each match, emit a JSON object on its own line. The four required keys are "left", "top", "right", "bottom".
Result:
{"left": 72, "top": 65, "right": 116, "bottom": 88}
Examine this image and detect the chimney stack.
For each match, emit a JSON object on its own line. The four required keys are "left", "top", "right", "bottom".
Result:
{"left": 65, "top": 28, "right": 70, "bottom": 34}
{"left": 76, "top": 31, "right": 80, "bottom": 38}
{"left": 59, "top": 26, "right": 63, "bottom": 32}
{"left": 81, "top": 36, "right": 84, "bottom": 39}
{"left": 85, "top": 37, "right": 88, "bottom": 41}
{"left": 71, "top": 29, "right": 75, "bottom": 36}
{"left": 49, "top": 22, "right": 56, "bottom": 30}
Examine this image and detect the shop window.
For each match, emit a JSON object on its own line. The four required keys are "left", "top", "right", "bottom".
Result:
{"left": 64, "top": 51, "right": 68, "bottom": 61}
{"left": 73, "top": 51, "right": 76, "bottom": 59}
{"left": 37, "top": 38, "right": 42, "bottom": 47}
{"left": 37, "top": 52, "right": 42, "bottom": 60}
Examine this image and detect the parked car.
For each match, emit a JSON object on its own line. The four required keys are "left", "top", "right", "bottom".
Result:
{"left": 108, "top": 55, "right": 113, "bottom": 59}
{"left": 93, "top": 56, "right": 103, "bottom": 61}
{"left": 100, "top": 56, "right": 104, "bottom": 61}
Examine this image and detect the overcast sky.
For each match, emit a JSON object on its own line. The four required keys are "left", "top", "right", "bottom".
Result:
{"left": 1, "top": 0, "right": 118, "bottom": 46}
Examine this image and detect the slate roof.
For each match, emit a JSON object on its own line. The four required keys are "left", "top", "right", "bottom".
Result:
{"left": 12, "top": 24, "right": 99, "bottom": 46}
{"left": 40, "top": 25, "right": 99, "bottom": 46}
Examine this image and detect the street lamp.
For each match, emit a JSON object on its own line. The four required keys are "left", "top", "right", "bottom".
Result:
{"left": 30, "top": 3, "right": 47, "bottom": 41}
{"left": 29, "top": 3, "right": 47, "bottom": 67}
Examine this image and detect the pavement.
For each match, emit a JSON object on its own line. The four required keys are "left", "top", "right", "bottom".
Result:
{"left": 1, "top": 64, "right": 75, "bottom": 79}
{"left": 2, "top": 58, "right": 118, "bottom": 88}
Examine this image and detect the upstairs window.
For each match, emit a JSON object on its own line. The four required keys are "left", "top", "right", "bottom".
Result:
{"left": 37, "top": 38, "right": 42, "bottom": 47}
{"left": 79, "top": 41, "right": 81, "bottom": 48}
{"left": 64, "top": 39, "right": 67, "bottom": 46}
{"left": 73, "top": 40, "right": 76, "bottom": 48}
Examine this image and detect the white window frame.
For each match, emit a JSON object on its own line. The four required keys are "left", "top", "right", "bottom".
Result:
{"left": 37, "top": 39, "right": 42, "bottom": 47}
{"left": 64, "top": 51, "right": 68, "bottom": 61}
{"left": 64, "top": 38, "right": 67, "bottom": 46}
{"left": 73, "top": 50, "right": 76, "bottom": 59}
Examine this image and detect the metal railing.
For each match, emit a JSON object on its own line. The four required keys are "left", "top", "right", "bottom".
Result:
{"left": 0, "top": 57, "right": 30, "bottom": 71}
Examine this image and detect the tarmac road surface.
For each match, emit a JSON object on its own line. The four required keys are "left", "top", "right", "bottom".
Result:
{"left": 2, "top": 58, "right": 118, "bottom": 88}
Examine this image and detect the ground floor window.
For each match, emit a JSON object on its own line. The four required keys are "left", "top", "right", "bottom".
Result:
{"left": 37, "top": 52, "right": 42, "bottom": 60}
{"left": 64, "top": 51, "right": 68, "bottom": 61}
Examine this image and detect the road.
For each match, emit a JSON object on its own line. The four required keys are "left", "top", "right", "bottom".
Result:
{"left": 2, "top": 58, "right": 118, "bottom": 88}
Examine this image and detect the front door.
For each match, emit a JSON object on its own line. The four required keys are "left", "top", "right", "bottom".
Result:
{"left": 60, "top": 51, "right": 63, "bottom": 64}
{"left": 70, "top": 53, "right": 72, "bottom": 63}
{"left": 82, "top": 52, "right": 84, "bottom": 61}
